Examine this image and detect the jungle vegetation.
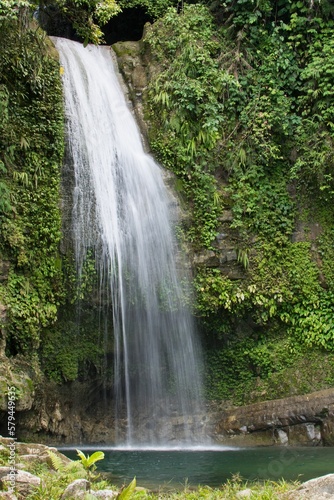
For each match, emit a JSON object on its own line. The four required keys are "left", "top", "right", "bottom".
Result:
{"left": 1, "top": 0, "right": 334, "bottom": 404}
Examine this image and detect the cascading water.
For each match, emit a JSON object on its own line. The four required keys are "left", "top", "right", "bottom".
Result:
{"left": 54, "top": 37, "right": 205, "bottom": 446}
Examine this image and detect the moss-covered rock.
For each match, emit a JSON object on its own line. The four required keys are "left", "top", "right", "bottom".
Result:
{"left": 0, "top": 357, "right": 36, "bottom": 413}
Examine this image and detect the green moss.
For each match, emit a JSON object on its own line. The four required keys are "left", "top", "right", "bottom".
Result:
{"left": 141, "top": 2, "right": 334, "bottom": 404}
{"left": 40, "top": 308, "right": 111, "bottom": 384}
{"left": 0, "top": 359, "right": 35, "bottom": 411}
{"left": 0, "top": 16, "right": 65, "bottom": 357}
{"left": 144, "top": 5, "right": 227, "bottom": 249}
{"left": 2, "top": 1, "right": 334, "bottom": 406}
{"left": 112, "top": 41, "right": 141, "bottom": 58}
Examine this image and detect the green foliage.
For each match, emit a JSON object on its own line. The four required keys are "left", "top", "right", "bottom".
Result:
{"left": 118, "top": 477, "right": 137, "bottom": 500}
{"left": 194, "top": 268, "right": 249, "bottom": 316}
{"left": 145, "top": 5, "right": 233, "bottom": 248}
{"left": 118, "top": 0, "right": 175, "bottom": 19}
{"left": 0, "top": 446, "right": 10, "bottom": 466}
{"left": 318, "top": 227, "right": 334, "bottom": 291}
{"left": 0, "top": 0, "right": 29, "bottom": 21}
{"left": 249, "top": 242, "right": 321, "bottom": 323}
{"left": 205, "top": 342, "right": 254, "bottom": 403}
{"left": 291, "top": 24, "right": 334, "bottom": 200}
{"left": 196, "top": 240, "right": 324, "bottom": 325}
{"left": 196, "top": 237, "right": 334, "bottom": 400}
{"left": 283, "top": 291, "right": 334, "bottom": 351}
{"left": 204, "top": 320, "right": 334, "bottom": 405}
{"left": 3, "top": 0, "right": 121, "bottom": 45}
{"left": 0, "top": 15, "right": 65, "bottom": 355}
{"left": 76, "top": 449, "right": 105, "bottom": 471}
{"left": 52, "top": 0, "right": 121, "bottom": 44}
{"left": 40, "top": 312, "right": 108, "bottom": 383}
{"left": 230, "top": 174, "right": 295, "bottom": 242}
{"left": 48, "top": 450, "right": 70, "bottom": 472}
{"left": 143, "top": 0, "right": 334, "bottom": 402}
{"left": 27, "top": 454, "right": 87, "bottom": 499}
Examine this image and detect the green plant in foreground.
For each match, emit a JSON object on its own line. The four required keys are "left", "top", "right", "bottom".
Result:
{"left": 27, "top": 451, "right": 87, "bottom": 499}
{"left": 76, "top": 449, "right": 105, "bottom": 479}
{"left": 118, "top": 477, "right": 137, "bottom": 499}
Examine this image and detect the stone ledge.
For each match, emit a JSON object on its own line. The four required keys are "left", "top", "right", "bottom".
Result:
{"left": 215, "top": 388, "right": 334, "bottom": 446}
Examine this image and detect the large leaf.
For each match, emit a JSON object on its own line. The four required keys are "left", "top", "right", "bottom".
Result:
{"left": 76, "top": 449, "right": 105, "bottom": 469}
{"left": 76, "top": 449, "right": 88, "bottom": 467}
{"left": 86, "top": 451, "right": 105, "bottom": 467}
{"left": 118, "top": 477, "right": 136, "bottom": 500}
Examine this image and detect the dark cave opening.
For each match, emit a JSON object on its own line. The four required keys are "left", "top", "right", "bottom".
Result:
{"left": 38, "top": 6, "right": 152, "bottom": 45}
{"left": 103, "top": 8, "right": 152, "bottom": 45}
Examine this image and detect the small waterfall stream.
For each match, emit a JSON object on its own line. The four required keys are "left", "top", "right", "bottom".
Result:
{"left": 54, "top": 37, "right": 204, "bottom": 446}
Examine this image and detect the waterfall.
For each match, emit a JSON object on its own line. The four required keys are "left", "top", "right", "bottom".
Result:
{"left": 54, "top": 37, "right": 204, "bottom": 446}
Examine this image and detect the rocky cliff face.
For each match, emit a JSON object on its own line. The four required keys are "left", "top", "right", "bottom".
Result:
{"left": 112, "top": 35, "right": 151, "bottom": 146}
{"left": 1, "top": 31, "right": 333, "bottom": 447}
{"left": 2, "top": 382, "right": 334, "bottom": 446}
{"left": 112, "top": 39, "right": 247, "bottom": 279}
{"left": 7, "top": 381, "right": 216, "bottom": 445}
{"left": 215, "top": 388, "right": 334, "bottom": 446}
{"left": 109, "top": 36, "right": 334, "bottom": 449}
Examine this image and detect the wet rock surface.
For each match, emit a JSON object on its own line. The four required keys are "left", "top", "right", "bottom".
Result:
{"left": 215, "top": 388, "right": 334, "bottom": 446}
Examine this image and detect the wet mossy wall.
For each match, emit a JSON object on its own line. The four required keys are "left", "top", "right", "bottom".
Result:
{"left": 0, "top": 13, "right": 110, "bottom": 391}
{"left": 133, "top": 3, "right": 334, "bottom": 405}
{"left": 1, "top": 1, "right": 334, "bottom": 413}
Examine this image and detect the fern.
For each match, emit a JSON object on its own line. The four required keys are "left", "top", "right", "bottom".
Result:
{"left": 47, "top": 451, "right": 65, "bottom": 472}
{"left": 65, "top": 460, "right": 86, "bottom": 478}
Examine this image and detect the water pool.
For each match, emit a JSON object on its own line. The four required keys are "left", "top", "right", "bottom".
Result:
{"left": 59, "top": 445, "right": 334, "bottom": 490}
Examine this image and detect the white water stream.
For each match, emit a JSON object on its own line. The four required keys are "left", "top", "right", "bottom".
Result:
{"left": 54, "top": 38, "right": 204, "bottom": 446}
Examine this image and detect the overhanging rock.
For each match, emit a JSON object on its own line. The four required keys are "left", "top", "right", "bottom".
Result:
{"left": 215, "top": 388, "right": 334, "bottom": 446}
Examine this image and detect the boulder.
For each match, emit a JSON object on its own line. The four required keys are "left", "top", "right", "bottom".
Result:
{"left": 193, "top": 250, "right": 220, "bottom": 267}
{"left": 286, "top": 473, "right": 334, "bottom": 499}
{"left": 0, "top": 468, "right": 12, "bottom": 479}
{"left": 61, "top": 479, "right": 90, "bottom": 499}
{"left": 0, "top": 470, "right": 40, "bottom": 499}
{"left": 93, "top": 490, "right": 118, "bottom": 499}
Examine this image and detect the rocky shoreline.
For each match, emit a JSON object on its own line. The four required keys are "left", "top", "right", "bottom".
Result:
{"left": 0, "top": 436, "right": 120, "bottom": 499}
